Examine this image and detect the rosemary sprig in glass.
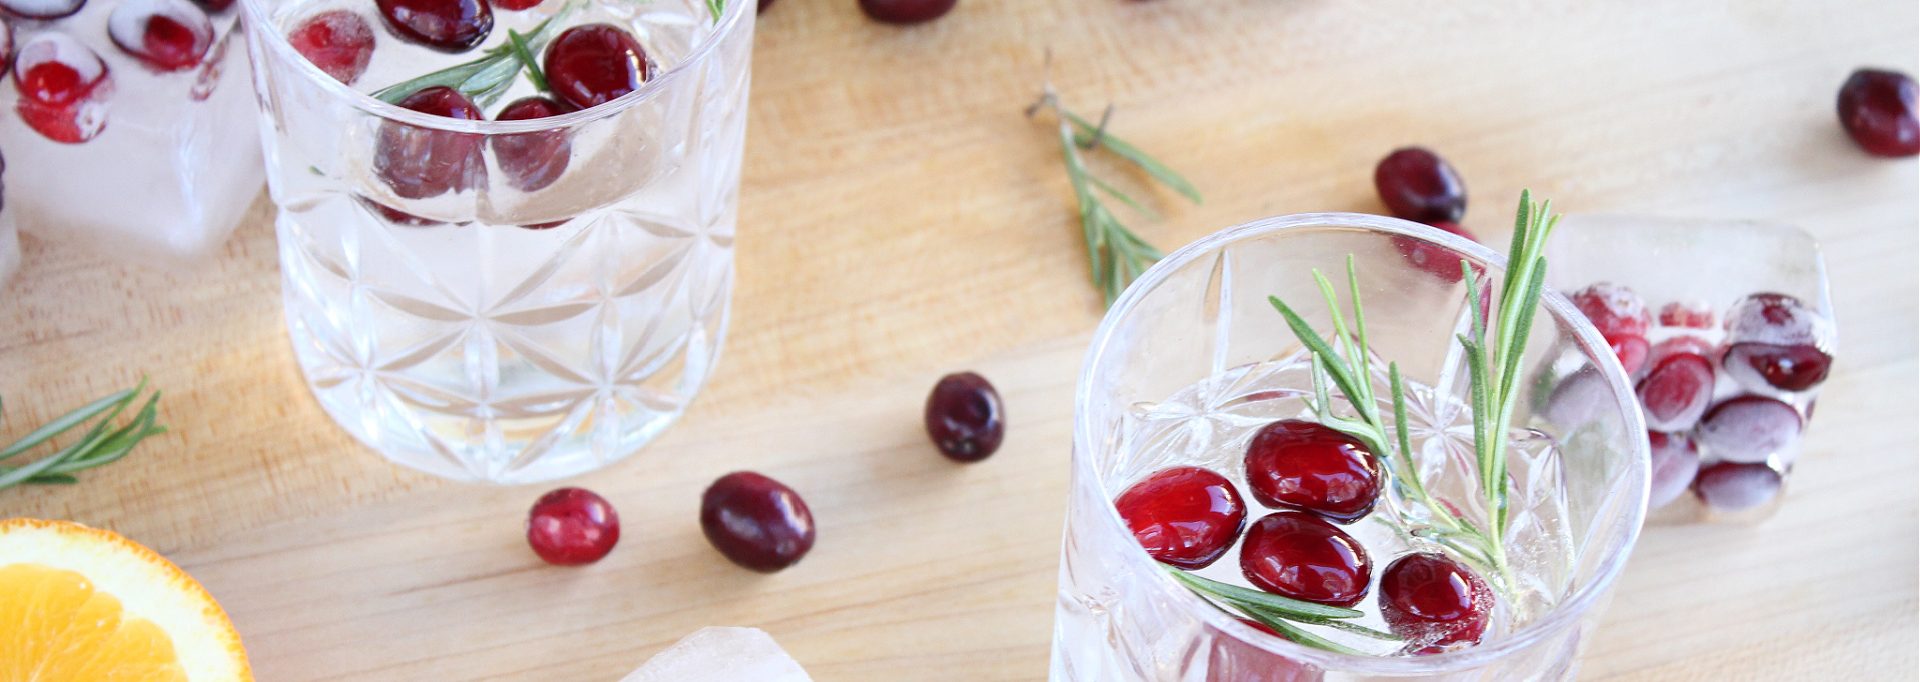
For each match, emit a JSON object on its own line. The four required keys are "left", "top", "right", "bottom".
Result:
{"left": 0, "top": 379, "right": 167, "bottom": 491}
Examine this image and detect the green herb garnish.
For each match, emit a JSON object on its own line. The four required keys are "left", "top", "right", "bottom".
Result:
{"left": 707, "top": 0, "right": 725, "bottom": 21}
{"left": 0, "top": 379, "right": 166, "bottom": 491}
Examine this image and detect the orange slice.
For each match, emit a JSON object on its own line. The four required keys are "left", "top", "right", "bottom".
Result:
{"left": 0, "top": 518, "right": 251, "bottom": 681}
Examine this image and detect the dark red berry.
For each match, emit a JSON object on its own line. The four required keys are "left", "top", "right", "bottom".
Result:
{"left": 1374, "top": 147, "right": 1467, "bottom": 224}
{"left": 1694, "top": 396, "right": 1801, "bottom": 465}
{"left": 375, "top": 86, "right": 486, "bottom": 199}
{"left": 1692, "top": 461, "right": 1782, "bottom": 511}
{"left": 491, "top": 96, "right": 572, "bottom": 192}
{"left": 288, "top": 10, "right": 375, "bottom": 85}
{"left": 1393, "top": 220, "right": 1477, "bottom": 282}
{"left": 526, "top": 487, "right": 620, "bottom": 565}
{"left": 701, "top": 471, "right": 816, "bottom": 572}
{"left": 923, "top": 371, "right": 1004, "bottom": 462}
{"left": 1836, "top": 68, "right": 1919, "bottom": 157}
{"left": 493, "top": 0, "right": 540, "bottom": 10}
{"left": 191, "top": 0, "right": 230, "bottom": 10}
{"left": 0, "top": 0, "right": 86, "bottom": 20}
{"left": 1724, "top": 342, "right": 1830, "bottom": 392}
{"left": 12, "top": 33, "right": 111, "bottom": 144}
{"left": 375, "top": 0, "right": 492, "bottom": 52}
{"left": 1239, "top": 511, "right": 1371, "bottom": 607}
{"left": 1380, "top": 552, "right": 1490, "bottom": 654}
{"left": 108, "top": 0, "right": 212, "bottom": 71}
{"left": 1636, "top": 352, "right": 1714, "bottom": 431}
{"left": 1113, "top": 467, "right": 1246, "bottom": 570}
{"left": 1243, "top": 419, "right": 1380, "bottom": 523}
{"left": 1571, "top": 282, "right": 1652, "bottom": 374}
{"left": 1647, "top": 431, "right": 1700, "bottom": 509}
{"left": 858, "top": 0, "right": 956, "bottom": 24}
{"left": 543, "top": 24, "right": 648, "bottom": 110}
{"left": 1657, "top": 300, "right": 1715, "bottom": 329}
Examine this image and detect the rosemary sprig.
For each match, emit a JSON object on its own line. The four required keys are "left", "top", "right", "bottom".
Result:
{"left": 0, "top": 379, "right": 166, "bottom": 491}
{"left": 372, "top": 6, "right": 577, "bottom": 106}
{"left": 1167, "top": 567, "right": 1399, "bottom": 656}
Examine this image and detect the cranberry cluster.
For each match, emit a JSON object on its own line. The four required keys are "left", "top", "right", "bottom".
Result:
{"left": 1115, "top": 419, "right": 1493, "bottom": 654}
{"left": 2, "top": 0, "right": 221, "bottom": 143}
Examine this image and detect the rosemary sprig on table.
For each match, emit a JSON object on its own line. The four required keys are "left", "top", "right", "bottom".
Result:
{"left": 372, "top": 6, "right": 577, "bottom": 107}
{"left": 0, "top": 380, "right": 166, "bottom": 491}
{"left": 1028, "top": 76, "right": 1201, "bottom": 306}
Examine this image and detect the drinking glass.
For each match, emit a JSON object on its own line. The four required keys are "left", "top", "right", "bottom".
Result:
{"left": 240, "top": 0, "right": 754, "bottom": 483}
{"left": 1051, "top": 213, "right": 1650, "bottom": 680}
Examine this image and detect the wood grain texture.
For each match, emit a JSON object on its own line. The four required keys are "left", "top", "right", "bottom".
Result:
{"left": 1, "top": 0, "right": 1915, "bottom": 679}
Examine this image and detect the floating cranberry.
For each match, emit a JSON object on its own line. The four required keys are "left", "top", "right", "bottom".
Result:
{"left": 1570, "top": 282, "right": 1652, "bottom": 374}
{"left": 13, "top": 33, "right": 111, "bottom": 144}
{"left": 701, "top": 471, "right": 816, "bottom": 572}
{"left": 493, "top": 0, "right": 539, "bottom": 10}
{"left": 1637, "top": 352, "right": 1714, "bottom": 432}
{"left": 375, "top": 86, "right": 486, "bottom": 199}
{"left": 375, "top": 0, "right": 492, "bottom": 52}
{"left": 1694, "top": 396, "right": 1801, "bottom": 465}
{"left": 1374, "top": 147, "right": 1467, "bottom": 224}
{"left": 1658, "top": 300, "right": 1715, "bottom": 329}
{"left": 1836, "top": 68, "right": 1919, "bottom": 157}
{"left": 1723, "top": 342, "right": 1831, "bottom": 393}
{"left": 1380, "top": 552, "right": 1490, "bottom": 654}
{"left": 0, "top": 0, "right": 85, "bottom": 20}
{"left": 1113, "top": 467, "right": 1246, "bottom": 570}
{"left": 544, "top": 23, "right": 648, "bottom": 110}
{"left": 1239, "top": 511, "right": 1371, "bottom": 607}
{"left": 526, "top": 487, "right": 620, "bottom": 565}
{"left": 1243, "top": 419, "right": 1380, "bottom": 523}
{"left": 1646, "top": 431, "right": 1701, "bottom": 509}
{"left": 288, "top": 10, "right": 375, "bottom": 85}
{"left": 1394, "top": 220, "right": 1477, "bottom": 283}
{"left": 922, "top": 372, "right": 1005, "bottom": 462}
{"left": 107, "top": 0, "right": 212, "bottom": 71}
{"left": 491, "top": 96, "right": 572, "bottom": 192}
{"left": 1207, "top": 619, "right": 1317, "bottom": 682}
{"left": 858, "top": 0, "right": 956, "bottom": 24}
{"left": 1692, "top": 461, "right": 1782, "bottom": 511}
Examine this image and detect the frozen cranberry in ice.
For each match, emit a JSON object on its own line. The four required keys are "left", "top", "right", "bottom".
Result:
{"left": 1724, "top": 292, "right": 1827, "bottom": 346}
{"left": 1240, "top": 511, "right": 1371, "bottom": 607}
{"left": 1380, "top": 552, "right": 1491, "bottom": 653}
{"left": 1836, "top": 68, "right": 1919, "bottom": 157}
{"left": 858, "top": 0, "right": 956, "bottom": 24}
{"left": 0, "top": 0, "right": 86, "bottom": 20}
{"left": 1571, "top": 282, "right": 1652, "bottom": 374}
{"left": 1658, "top": 300, "right": 1716, "bottom": 329}
{"left": 288, "top": 10, "right": 375, "bottom": 85}
{"left": 1693, "top": 461, "right": 1782, "bottom": 512}
{"left": 1114, "top": 467, "right": 1246, "bottom": 570}
{"left": 701, "top": 471, "right": 816, "bottom": 572}
{"left": 1721, "top": 292, "right": 1832, "bottom": 392}
{"left": 1648, "top": 335, "right": 1717, "bottom": 368}
{"left": 1393, "top": 220, "right": 1477, "bottom": 283}
{"left": 1694, "top": 395, "right": 1802, "bottom": 465}
{"left": 1637, "top": 352, "right": 1714, "bottom": 432}
{"left": 1646, "top": 431, "right": 1701, "bottom": 509}
{"left": 0, "top": 19, "right": 12, "bottom": 79}
{"left": 1724, "top": 342, "right": 1831, "bottom": 393}
{"left": 376, "top": 0, "right": 492, "bottom": 52}
{"left": 923, "top": 372, "right": 1005, "bottom": 462}
{"left": 375, "top": 85, "right": 486, "bottom": 199}
{"left": 1374, "top": 147, "right": 1467, "bottom": 224}
{"left": 493, "top": 0, "right": 540, "bottom": 10}
{"left": 12, "top": 33, "right": 112, "bottom": 144}
{"left": 108, "top": 0, "right": 213, "bottom": 71}
{"left": 544, "top": 23, "right": 648, "bottom": 110}
{"left": 491, "top": 96, "right": 572, "bottom": 192}
{"left": 526, "top": 487, "right": 620, "bottom": 565}
{"left": 1243, "top": 419, "right": 1381, "bottom": 523}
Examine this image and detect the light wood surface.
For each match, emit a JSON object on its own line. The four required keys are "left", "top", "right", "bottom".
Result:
{"left": 3, "top": 0, "right": 1916, "bottom": 679}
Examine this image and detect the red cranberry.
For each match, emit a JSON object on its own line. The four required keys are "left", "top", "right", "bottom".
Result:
{"left": 1648, "top": 335, "right": 1717, "bottom": 367}
{"left": 1646, "top": 431, "right": 1701, "bottom": 509}
{"left": 12, "top": 33, "right": 111, "bottom": 144}
{"left": 1637, "top": 352, "right": 1714, "bottom": 432}
{"left": 1612, "top": 335, "right": 1651, "bottom": 376}
{"left": 0, "top": 19, "right": 13, "bottom": 79}
{"left": 288, "top": 10, "right": 375, "bottom": 85}
{"left": 1113, "top": 467, "right": 1246, "bottom": 570}
{"left": 1243, "top": 420, "right": 1381, "bottom": 523}
{"left": 1692, "top": 461, "right": 1782, "bottom": 511}
{"left": 1374, "top": 147, "right": 1467, "bottom": 224}
{"left": 1723, "top": 342, "right": 1830, "bottom": 393}
{"left": 1720, "top": 293, "right": 1832, "bottom": 392}
{"left": 1380, "top": 552, "right": 1490, "bottom": 653}
{"left": 190, "top": 0, "right": 229, "bottom": 10}
{"left": 1694, "top": 396, "right": 1802, "bottom": 465}
{"left": 526, "top": 487, "right": 620, "bottom": 565}
{"left": 924, "top": 372, "right": 1004, "bottom": 462}
{"left": 493, "top": 0, "right": 539, "bottom": 10}
{"left": 375, "top": 86, "right": 486, "bottom": 199}
{"left": 375, "top": 0, "right": 492, "bottom": 52}
{"left": 0, "top": 0, "right": 85, "bottom": 20}
{"left": 858, "top": 0, "right": 956, "bottom": 24}
{"left": 491, "top": 96, "right": 572, "bottom": 192}
{"left": 1393, "top": 220, "right": 1477, "bottom": 283}
{"left": 1725, "top": 292, "right": 1827, "bottom": 346}
{"left": 1239, "top": 511, "right": 1371, "bottom": 607}
{"left": 1836, "top": 68, "right": 1919, "bottom": 157}
{"left": 1206, "top": 620, "right": 1318, "bottom": 682}
{"left": 1658, "top": 300, "right": 1715, "bottom": 329}
{"left": 701, "top": 471, "right": 816, "bottom": 572}
{"left": 108, "top": 0, "right": 212, "bottom": 71}
{"left": 543, "top": 24, "right": 648, "bottom": 110}
{"left": 1571, "top": 282, "right": 1652, "bottom": 374}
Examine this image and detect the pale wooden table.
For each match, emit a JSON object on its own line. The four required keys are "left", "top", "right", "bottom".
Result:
{"left": 2, "top": 1, "right": 1915, "bottom": 679}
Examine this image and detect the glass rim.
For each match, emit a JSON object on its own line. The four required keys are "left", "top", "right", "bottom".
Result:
{"left": 1072, "top": 212, "right": 1652, "bottom": 673}
{"left": 238, "top": 0, "right": 751, "bottom": 135}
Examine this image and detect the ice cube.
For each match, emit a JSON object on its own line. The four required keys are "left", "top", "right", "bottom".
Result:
{"left": 620, "top": 627, "right": 812, "bottom": 682}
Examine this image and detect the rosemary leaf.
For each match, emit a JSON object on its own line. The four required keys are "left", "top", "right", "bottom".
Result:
{"left": 505, "top": 30, "right": 549, "bottom": 93}
{"left": 1166, "top": 566, "right": 1364, "bottom": 620}
{"left": 1086, "top": 174, "right": 1158, "bottom": 218}
{"left": 1062, "top": 110, "right": 1202, "bottom": 204}
{"left": 1244, "top": 610, "right": 1374, "bottom": 657}
{"left": 0, "top": 386, "right": 136, "bottom": 461}
{"left": 1268, "top": 296, "right": 1368, "bottom": 411}
{"left": 0, "top": 381, "right": 165, "bottom": 491}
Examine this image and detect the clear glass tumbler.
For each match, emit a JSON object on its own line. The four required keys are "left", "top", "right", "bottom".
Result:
{"left": 1051, "top": 214, "right": 1650, "bottom": 680}
{"left": 240, "top": 0, "right": 754, "bottom": 483}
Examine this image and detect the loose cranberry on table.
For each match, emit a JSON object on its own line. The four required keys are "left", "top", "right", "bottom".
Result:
{"left": 858, "top": 0, "right": 957, "bottom": 24}
{"left": 1239, "top": 511, "right": 1371, "bottom": 607}
{"left": 701, "top": 471, "right": 816, "bottom": 573}
{"left": 1114, "top": 467, "right": 1246, "bottom": 570}
{"left": 1694, "top": 395, "right": 1802, "bottom": 465}
{"left": 1374, "top": 147, "right": 1467, "bottom": 224}
{"left": 107, "top": 0, "right": 213, "bottom": 71}
{"left": 1379, "top": 552, "right": 1491, "bottom": 654}
{"left": 1693, "top": 461, "right": 1782, "bottom": 512}
{"left": 13, "top": 33, "right": 113, "bottom": 144}
{"left": 1243, "top": 419, "right": 1381, "bottom": 523}
{"left": 492, "top": 96, "right": 573, "bottom": 192}
{"left": 526, "top": 487, "right": 620, "bottom": 565}
{"left": 1657, "top": 300, "right": 1715, "bottom": 329}
{"left": 1836, "top": 68, "right": 1919, "bottom": 158}
{"left": 1722, "top": 292, "right": 1832, "bottom": 392}
{"left": 288, "top": 10, "right": 375, "bottom": 86}
{"left": 1646, "top": 431, "right": 1701, "bottom": 509}
{"left": 1570, "top": 282, "right": 1652, "bottom": 375}
{"left": 375, "top": 0, "right": 493, "bottom": 52}
{"left": 1394, "top": 220, "right": 1478, "bottom": 283}
{"left": 544, "top": 23, "right": 649, "bottom": 110}
{"left": 375, "top": 85, "right": 486, "bottom": 199}
{"left": 0, "top": 0, "right": 86, "bottom": 20}
{"left": 1636, "top": 351, "right": 1714, "bottom": 432}
{"left": 923, "top": 371, "right": 1004, "bottom": 462}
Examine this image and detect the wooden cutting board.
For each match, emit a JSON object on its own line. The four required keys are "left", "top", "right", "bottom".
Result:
{"left": 2, "top": 0, "right": 1915, "bottom": 679}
